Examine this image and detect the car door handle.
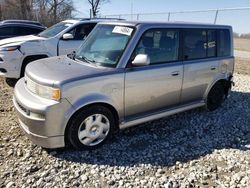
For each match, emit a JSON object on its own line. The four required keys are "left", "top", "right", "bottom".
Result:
{"left": 171, "top": 71, "right": 180, "bottom": 76}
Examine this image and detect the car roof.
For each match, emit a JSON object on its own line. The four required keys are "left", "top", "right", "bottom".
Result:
{"left": 99, "top": 21, "right": 232, "bottom": 29}
{"left": 63, "top": 18, "right": 125, "bottom": 24}
{"left": 1, "top": 19, "right": 43, "bottom": 26}
{"left": 0, "top": 20, "right": 46, "bottom": 29}
{"left": 0, "top": 23, "right": 46, "bottom": 30}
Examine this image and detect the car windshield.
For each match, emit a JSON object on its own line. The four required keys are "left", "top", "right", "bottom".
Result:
{"left": 38, "top": 22, "right": 73, "bottom": 38}
{"left": 75, "top": 24, "right": 134, "bottom": 68}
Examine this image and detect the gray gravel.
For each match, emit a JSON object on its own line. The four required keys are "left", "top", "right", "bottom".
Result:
{"left": 0, "top": 73, "right": 250, "bottom": 188}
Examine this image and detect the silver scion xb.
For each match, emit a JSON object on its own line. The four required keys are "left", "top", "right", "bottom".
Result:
{"left": 13, "top": 21, "right": 234, "bottom": 149}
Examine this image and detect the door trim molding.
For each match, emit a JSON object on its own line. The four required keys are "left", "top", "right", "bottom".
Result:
{"left": 120, "top": 101, "right": 205, "bottom": 129}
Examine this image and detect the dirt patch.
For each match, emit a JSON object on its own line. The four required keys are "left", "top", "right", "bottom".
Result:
{"left": 235, "top": 58, "right": 250, "bottom": 76}
{"left": 234, "top": 38, "right": 250, "bottom": 52}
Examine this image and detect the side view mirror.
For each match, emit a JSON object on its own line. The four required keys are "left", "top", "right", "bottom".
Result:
{"left": 62, "top": 33, "right": 74, "bottom": 40}
{"left": 132, "top": 54, "right": 150, "bottom": 67}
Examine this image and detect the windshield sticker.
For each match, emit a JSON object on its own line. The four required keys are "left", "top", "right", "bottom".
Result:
{"left": 112, "top": 26, "right": 133, "bottom": 36}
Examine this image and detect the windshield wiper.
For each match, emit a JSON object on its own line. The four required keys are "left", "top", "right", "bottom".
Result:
{"left": 76, "top": 55, "right": 97, "bottom": 66}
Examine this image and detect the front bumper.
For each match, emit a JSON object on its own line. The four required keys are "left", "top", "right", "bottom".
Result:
{"left": 13, "top": 78, "right": 73, "bottom": 148}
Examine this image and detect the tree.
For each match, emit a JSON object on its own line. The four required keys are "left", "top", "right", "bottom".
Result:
{"left": 0, "top": 0, "right": 74, "bottom": 26}
{"left": 87, "top": 0, "right": 109, "bottom": 17}
{"left": 233, "top": 32, "right": 240, "bottom": 38}
{"left": 46, "top": 0, "right": 75, "bottom": 25}
{"left": 0, "top": 0, "right": 34, "bottom": 20}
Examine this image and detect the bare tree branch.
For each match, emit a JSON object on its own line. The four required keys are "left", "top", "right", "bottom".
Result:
{"left": 86, "top": 0, "right": 110, "bottom": 17}
{"left": 0, "top": 0, "right": 75, "bottom": 26}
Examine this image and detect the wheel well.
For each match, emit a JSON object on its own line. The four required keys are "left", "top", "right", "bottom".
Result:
{"left": 217, "top": 79, "right": 231, "bottom": 96}
{"left": 64, "top": 103, "right": 120, "bottom": 146}
{"left": 21, "top": 55, "right": 48, "bottom": 77}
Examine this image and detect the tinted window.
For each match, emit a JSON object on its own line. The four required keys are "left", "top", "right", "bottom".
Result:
{"left": 218, "top": 29, "right": 231, "bottom": 57}
{"left": 207, "top": 30, "right": 217, "bottom": 57}
{"left": 68, "top": 23, "right": 96, "bottom": 40}
{"left": 12, "top": 26, "right": 43, "bottom": 35}
{"left": 183, "top": 29, "right": 207, "bottom": 60}
{"left": 21, "top": 27, "right": 43, "bottom": 35}
{"left": 0, "top": 27, "right": 14, "bottom": 36}
{"left": 134, "top": 29, "right": 179, "bottom": 64}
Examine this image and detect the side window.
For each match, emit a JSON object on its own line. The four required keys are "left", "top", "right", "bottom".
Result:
{"left": 134, "top": 29, "right": 179, "bottom": 65}
{"left": 207, "top": 30, "right": 217, "bottom": 57}
{"left": 0, "top": 27, "right": 13, "bottom": 36}
{"left": 12, "top": 26, "right": 41, "bottom": 36}
{"left": 13, "top": 26, "right": 23, "bottom": 35}
{"left": 67, "top": 23, "right": 96, "bottom": 40}
{"left": 183, "top": 29, "right": 207, "bottom": 60}
{"left": 218, "top": 29, "right": 231, "bottom": 57}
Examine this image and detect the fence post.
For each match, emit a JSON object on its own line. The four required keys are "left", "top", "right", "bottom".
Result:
{"left": 214, "top": 10, "right": 219, "bottom": 24}
{"left": 168, "top": 12, "right": 171, "bottom": 21}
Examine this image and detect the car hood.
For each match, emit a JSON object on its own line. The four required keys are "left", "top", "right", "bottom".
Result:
{"left": 25, "top": 56, "right": 116, "bottom": 87}
{"left": 0, "top": 35, "right": 45, "bottom": 46}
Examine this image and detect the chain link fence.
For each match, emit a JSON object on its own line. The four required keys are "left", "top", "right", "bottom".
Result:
{"left": 102, "top": 7, "right": 250, "bottom": 34}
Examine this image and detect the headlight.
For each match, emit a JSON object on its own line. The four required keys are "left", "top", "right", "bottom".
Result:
{"left": 26, "top": 76, "right": 61, "bottom": 101}
{"left": 0, "top": 45, "right": 20, "bottom": 52}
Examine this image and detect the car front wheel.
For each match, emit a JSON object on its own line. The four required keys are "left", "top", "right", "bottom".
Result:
{"left": 67, "top": 105, "right": 115, "bottom": 149}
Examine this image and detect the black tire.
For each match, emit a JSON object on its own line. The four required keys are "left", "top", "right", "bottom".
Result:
{"left": 67, "top": 105, "right": 115, "bottom": 150}
{"left": 206, "top": 82, "right": 225, "bottom": 111}
{"left": 5, "top": 78, "right": 18, "bottom": 87}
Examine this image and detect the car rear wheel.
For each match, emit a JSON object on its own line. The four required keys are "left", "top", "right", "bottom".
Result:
{"left": 67, "top": 105, "right": 115, "bottom": 149}
{"left": 206, "top": 82, "right": 225, "bottom": 111}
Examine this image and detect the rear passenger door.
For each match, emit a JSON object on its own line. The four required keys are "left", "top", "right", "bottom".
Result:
{"left": 58, "top": 23, "right": 96, "bottom": 55}
{"left": 181, "top": 29, "right": 219, "bottom": 104}
{"left": 125, "top": 29, "right": 183, "bottom": 119}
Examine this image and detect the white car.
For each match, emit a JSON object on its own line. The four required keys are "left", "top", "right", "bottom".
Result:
{"left": 0, "top": 18, "right": 119, "bottom": 79}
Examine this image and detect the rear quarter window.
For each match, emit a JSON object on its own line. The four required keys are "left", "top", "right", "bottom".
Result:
{"left": 183, "top": 28, "right": 231, "bottom": 60}
{"left": 217, "top": 29, "right": 231, "bottom": 57}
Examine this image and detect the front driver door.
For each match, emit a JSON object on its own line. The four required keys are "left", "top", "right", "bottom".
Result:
{"left": 125, "top": 29, "right": 183, "bottom": 120}
{"left": 58, "top": 23, "right": 96, "bottom": 55}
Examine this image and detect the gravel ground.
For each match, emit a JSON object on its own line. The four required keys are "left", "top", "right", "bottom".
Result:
{"left": 0, "top": 74, "right": 250, "bottom": 188}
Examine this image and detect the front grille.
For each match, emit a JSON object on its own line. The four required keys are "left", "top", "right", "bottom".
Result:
{"left": 26, "top": 76, "right": 37, "bottom": 95}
